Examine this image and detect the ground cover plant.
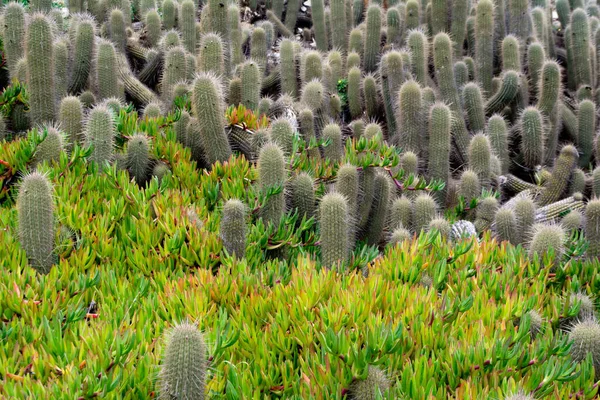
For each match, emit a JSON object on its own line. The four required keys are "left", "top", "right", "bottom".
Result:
{"left": 1, "top": 0, "right": 600, "bottom": 398}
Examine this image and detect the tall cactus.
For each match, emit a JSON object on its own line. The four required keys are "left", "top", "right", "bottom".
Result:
{"left": 241, "top": 61, "right": 261, "bottom": 114}
{"left": 85, "top": 105, "right": 115, "bottom": 165}
{"left": 3, "top": 2, "right": 26, "bottom": 74}
{"left": 519, "top": 107, "right": 545, "bottom": 169}
{"left": 199, "top": 33, "right": 225, "bottom": 76}
{"left": 433, "top": 33, "right": 470, "bottom": 161}
{"left": 364, "top": 5, "right": 382, "bottom": 73}
{"left": 586, "top": 199, "right": 600, "bottom": 258}
{"left": 220, "top": 199, "right": 248, "bottom": 258}
{"left": 570, "top": 9, "right": 592, "bottom": 89}
{"left": 577, "top": 100, "right": 595, "bottom": 168}
{"left": 161, "top": 46, "right": 187, "bottom": 104}
{"left": 407, "top": 30, "right": 428, "bottom": 85}
{"left": 96, "top": 40, "right": 120, "bottom": 101}
{"left": 70, "top": 16, "right": 96, "bottom": 94}
{"left": 180, "top": 0, "right": 197, "bottom": 54}
{"left": 26, "top": 13, "right": 56, "bottom": 125}
{"left": 428, "top": 103, "right": 451, "bottom": 205}
{"left": 539, "top": 145, "right": 579, "bottom": 206}
{"left": 394, "top": 80, "right": 422, "bottom": 153}
{"left": 191, "top": 73, "right": 231, "bottom": 165}
{"left": 475, "top": 0, "right": 494, "bottom": 95}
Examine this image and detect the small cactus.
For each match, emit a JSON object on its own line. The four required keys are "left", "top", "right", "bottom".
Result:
{"left": 18, "top": 172, "right": 55, "bottom": 274}
{"left": 85, "top": 105, "right": 116, "bottom": 166}
{"left": 258, "top": 143, "right": 286, "bottom": 226}
{"left": 220, "top": 199, "right": 247, "bottom": 258}
{"left": 158, "top": 322, "right": 207, "bottom": 399}
{"left": 569, "top": 318, "right": 600, "bottom": 380}
{"left": 346, "top": 366, "right": 391, "bottom": 400}
{"left": 319, "top": 192, "right": 350, "bottom": 268}
{"left": 586, "top": 199, "right": 600, "bottom": 258}
{"left": 528, "top": 223, "right": 566, "bottom": 264}
{"left": 126, "top": 134, "right": 151, "bottom": 186}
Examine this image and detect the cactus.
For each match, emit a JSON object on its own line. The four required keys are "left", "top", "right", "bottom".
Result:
{"left": 586, "top": 199, "right": 600, "bottom": 258}
{"left": 329, "top": 0, "right": 347, "bottom": 52}
{"left": 570, "top": 9, "right": 592, "bottom": 89}
{"left": 428, "top": 102, "right": 451, "bottom": 204}
{"left": 228, "top": 5, "right": 243, "bottom": 69}
{"left": 451, "top": 220, "right": 478, "bottom": 241}
{"left": 179, "top": 0, "right": 197, "bottom": 53}
{"left": 301, "top": 50, "right": 323, "bottom": 85}
{"left": 34, "top": 127, "right": 64, "bottom": 167}
{"left": 336, "top": 164, "right": 359, "bottom": 238}
{"left": 459, "top": 169, "right": 481, "bottom": 205}
{"left": 269, "top": 118, "right": 294, "bottom": 156}
{"left": 70, "top": 16, "right": 95, "bottom": 94}
{"left": 158, "top": 322, "right": 207, "bottom": 400}
{"left": 364, "top": 5, "right": 382, "bottom": 73}
{"left": 475, "top": 0, "right": 494, "bottom": 95}
{"left": 433, "top": 33, "right": 470, "bottom": 161}
{"left": 363, "top": 75, "right": 379, "bottom": 120}
{"left": 394, "top": 80, "right": 422, "bottom": 153}
{"left": 363, "top": 173, "right": 391, "bottom": 245}
{"left": 539, "top": 145, "right": 578, "bottom": 206}
{"left": 407, "top": 30, "right": 428, "bottom": 85}
{"left": 474, "top": 196, "right": 499, "bottom": 233}
{"left": 320, "top": 192, "right": 350, "bottom": 268}
{"left": 400, "top": 151, "right": 419, "bottom": 176}
{"left": 405, "top": 0, "right": 420, "bottom": 30}
{"left": 450, "top": 0, "right": 469, "bottom": 57}
{"left": 568, "top": 318, "right": 600, "bottom": 379}
{"left": 26, "top": 13, "right": 56, "bottom": 125}
{"left": 143, "top": 101, "right": 162, "bottom": 119}
{"left": 85, "top": 105, "right": 115, "bottom": 166}
{"left": 514, "top": 195, "right": 537, "bottom": 244}
{"left": 468, "top": 134, "right": 492, "bottom": 189}
{"left": 508, "top": 0, "right": 530, "bottom": 41}
{"left": 386, "top": 7, "right": 402, "bottom": 46}
{"left": 108, "top": 8, "right": 127, "bottom": 53}
{"left": 431, "top": 0, "right": 448, "bottom": 34}
{"left": 562, "top": 209, "right": 583, "bottom": 231}
{"left": 347, "top": 66, "right": 363, "bottom": 120}
{"left": 484, "top": 70, "right": 519, "bottom": 115}
{"left": 486, "top": 115, "right": 509, "bottom": 174}
{"left": 3, "top": 2, "right": 26, "bottom": 74}
{"left": 494, "top": 208, "right": 518, "bottom": 244}
{"left": 577, "top": 100, "right": 595, "bottom": 168}
{"left": 289, "top": 172, "right": 316, "bottom": 221}
{"left": 258, "top": 142, "right": 286, "bottom": 226}
{"left": 463, "top": 83, "right": 486, "bottom": 133}
{"left": 220, "top": 199, "right": 247, "bottom": 258}
{"left": 519, "top": 107, "right": 545, "bottom": 169}
{"left": 348, "top": 29, "right": 363, "bottom": 56}
{"left": 162, "top": 0, "right": 177, "bottom": 29}
{"left": 280, "top": 39, "right": 298, "bottom": 98}
{"left": 18, "top": 172, "right": 55, "bottom": 274}
{"left": 241, "top": 62, "right": 262, "bottom": 114}
{"left": 298, "top": 108, "right": 319, "bottom": 158}
{"left": 322, "top": 123, "right": 343, "bottom": 162}
{"left": 454, "top": 62, "right": 469, "bottom": 89}
{"left": 413, "top": 194, "right": 437, "bottom": 234}
{"left": 95, "top": 40, "right": 120, "bottom": 101}
{"left": 191, "top": 73, "right": 231, "bottom": 165}
{"left": 161, "top": 46, "right": 187, "bottom": 104}
{"left": 199, "top": 33, "right": 225, "bottom": 76}
{"left": 389, "top": 196, "right": 412, "bottom": 231}
{"left": 502, "top": 35, "right": 521, "bottom": 72}
{"left": 310, "top": 0, "right": 328, "bottom": 51}
{"left": 429, "top": 217, "right": 451, "bottom": 239}
{"left": 388, "top": 227, "right": 412, "bottom": 246}
{"left": 347, "top": 366, "right": 390, "bottom": 399}
{"left": 528, "top": 223, "right": 565, "bottom": 263}
{"left": 250, "top": 27, "right": 268, "bottom": 74}
{"left": 53, "top": 39, "right": 69, "bottom": 102}
{"left": 126, "top": 134, "right": 150, "bottom": 186}
{"left": 527, "top": 42, "right": 545, "bottom": 99}
{"left": 161, "top": 29, "right": 181, "bottom": 50}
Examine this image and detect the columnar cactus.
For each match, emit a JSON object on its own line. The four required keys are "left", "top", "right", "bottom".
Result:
{"left": 475, "top": 0, "right": 494, "bottom": 95}
{"left": 577, "top": 100, "right": 595, "bottom": 168}
{"left": 191, "top": 73, "right": 231, "bottom": 165}
{"left": 463, "top": 83, "right": 486, "bottom": 133}
{"left": 364, "top": 5, "right": 382, "bottom": 73}
{"left": 322, "top": 123, "right": 343, "bottom": 162}
{"left": 220, "top": 199, "right": 248, "bottom": 258}
{"left": 70, "top": 16, "right": 96, "bottom": 94}
{"left": 280, "top": 39, "right": 298, "bottom": 98}
{"left": 179, "top": 0, "right": 197, "bottom": 54}
{"left": 289, "top": 172, "right": 316, "bottom": 221}
{"left": 241, "top": 61, "right": 262, "bottom": 114}
{"left": 319, "top": 192, "right": 350, "bottom": 268}
{"left": 494, "top": 208, "right": 518, "bottom": 244}
{"left": 18, "top": 171, "right": 55, "bottom": 274}
{"left": 428, "top": 103, "right": 452, "bottom": 204}
{"left": 109, "top": 8, "right": 127, "bottom": 53}
{"left": 159, "top": 322, "right": 207, "bottom": 400}
{"left": 569, "top": 319, "right": 600, "bottom": 379}
{"left": 570, "top": 9, "right": 592, "bottom": 89}
{"left": 59, "top": 96, "right": 84, "bottom": 148}
{"left": 199, "top": 33, "right": 225, "bottom": 76}
{"left": 161, "top": 46, "right": 187, "bottom": 103}
{"left": 450, "top": 0, "right": 469, "bottom": 57}
{"left": 468, "top": 134, "right": 492, "bottom": 189}
{"left": 3, "top": 2, "right": 26, "bottom": 74}
{"left": 586, "top": 199, "right": 600, "bottom": 258}
{"left": 347, "top": 366, "right": 390, "bottom": 399}
{"left": 539, "top": 145, "right": 578, "bottom": 206}
{"left": 311, "top": 0, "right": 328, "bottom": 51}
{"left": 407, "top": 30, "right": 428, "bottom": 85}
{"left": 364, "top": 173, "right": 392, "bottom": 245}
{"left": 413, "top": 194, "right": 437, "bottom": 234}
{"left": 528, "top": 223, "right": 566, "bottom": 263}
{"left": 96, "top": 40, "right": 120, "bottom": 101}
{"left": 258, "top": 142, "right": 286, "bottom": 226}
{"left": 519, "top": 107, "right": 545, "bottom": 169}
{"left": 26, "top": 13, "right": 56, "bottom": 125}
{"left": 394, "top": 80, "right": 422, "bottom": 152}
